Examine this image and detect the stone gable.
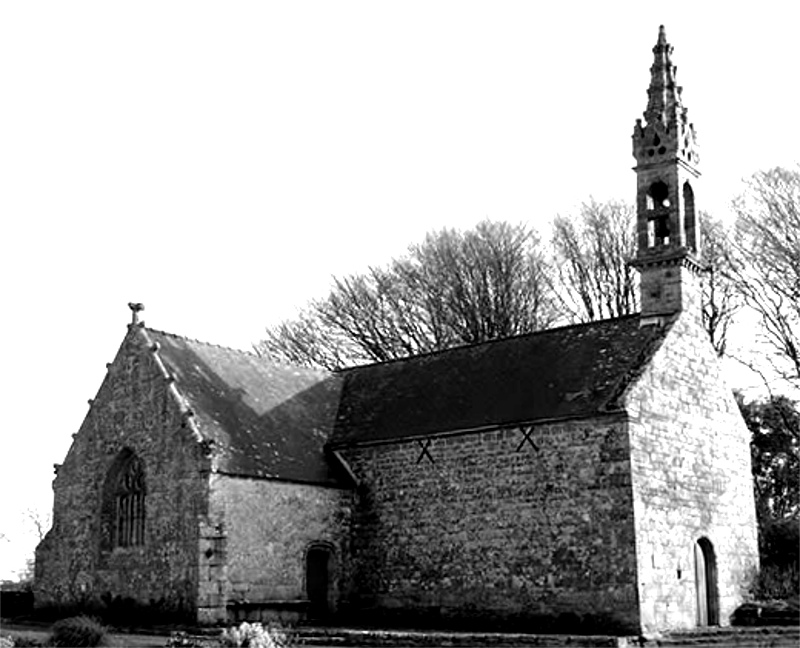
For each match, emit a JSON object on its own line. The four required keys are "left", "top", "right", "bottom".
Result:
{"left": 624, "top": 313, "right": 759, "bottom": 632}
{"left": 35, "top": 325, "right": 213, "bottom": 618}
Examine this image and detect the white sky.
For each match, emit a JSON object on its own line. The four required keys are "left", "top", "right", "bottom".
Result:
{"left": 1, "top": 1, "right": 799, "bottom": 579}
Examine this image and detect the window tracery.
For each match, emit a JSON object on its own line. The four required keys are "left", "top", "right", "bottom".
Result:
{"left": 101, "top": 449, "right": 146, "bottom": 550}
{"left": 114, "top": 454, "right": 146, "bottom": 547}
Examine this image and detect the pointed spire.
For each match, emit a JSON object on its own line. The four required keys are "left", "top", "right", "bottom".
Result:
{"left": 643, "top": 24, "right": 683, "bottom": 129}
{"left": 633, "top": 25, "right": 699, "bottom": 169}
{"left": 656, "top": 24, "right": 667, "bottom": 46}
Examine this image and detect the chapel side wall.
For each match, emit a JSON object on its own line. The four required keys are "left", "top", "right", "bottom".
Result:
{"left": 34, "top": 328, "right": 210, "bottom": 620}
{"left": 625, "top": 314, "right": 759, "bottom": 633}
{"left": 207, "top": 476, "right": 352, "bottom": 619}
{"left": 339, "top": 418, "right": 641, "bottom": 632}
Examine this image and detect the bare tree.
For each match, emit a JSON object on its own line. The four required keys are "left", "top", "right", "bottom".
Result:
{"left": 700, "top": 212, "right": 740, "bottom": 357}
{"left": 730, "top": 166, "right": 800, "bottom": 388}
{"left": 25, "top": 507, "right": 52, "bottom": 542}
{"left": 255, "top": 220, "right": 559, "bottom": 369}
{"left": 550, "top": 199, "right": 639, "bottom": 323}
{"left": 551, "top": 200, "right": 739, "bottom": 356}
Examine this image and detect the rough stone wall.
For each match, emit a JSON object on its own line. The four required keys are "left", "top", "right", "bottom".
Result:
{"left": 34, "top": 327, "right": 211, "bottom": 619}
{"left": 339, "top": 418, "right": 641, "bottom": 631}
{"left": 203, "top": 475, "right": 352, "bottom": 623}
{"left": 624, "top": 312, "right": 759, "bottom": 633}
{"left": 638, "top": 263, "right": 703, "bottom": 321}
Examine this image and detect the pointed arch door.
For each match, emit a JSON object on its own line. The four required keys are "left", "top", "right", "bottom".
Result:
{"left": 694, "top": 537, "right": 719, "bottom": 626}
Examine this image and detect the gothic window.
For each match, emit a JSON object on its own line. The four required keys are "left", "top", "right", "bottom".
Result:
{"left": 101, "top": 449, "right": 146, "bottom": 549}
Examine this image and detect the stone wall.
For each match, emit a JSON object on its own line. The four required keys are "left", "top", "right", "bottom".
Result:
{"left": 203, "top": 475, "right": 352, "bottom": 623}
{"left": 339, "top": 417, "right": 641, "bottom": 631}
{"left": 624, "top": 312, "right": 759, "bottom": 633}
{"left": 34, "top": 326, "right": 211, "bottom": 619}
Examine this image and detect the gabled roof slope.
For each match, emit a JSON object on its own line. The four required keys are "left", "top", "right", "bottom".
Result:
{"left": 332, "top": 315, "right": 671, "bottom": 445}
{"left": 146, "top": 329, "right": 343, "bottom": 485}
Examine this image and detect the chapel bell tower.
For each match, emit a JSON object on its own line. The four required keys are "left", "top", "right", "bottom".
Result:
{"left": 632, "top": 25, "right": 704, "bottom": 319}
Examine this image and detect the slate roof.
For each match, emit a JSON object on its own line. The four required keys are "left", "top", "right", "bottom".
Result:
{"left": 331, "top": 315, "right": 672, "bottom": 445}
{"left": 139, "top": 315, "right": 671, "bottom": 482}
{"left": 145, "top": 329, "right": 344, "bottom": 485}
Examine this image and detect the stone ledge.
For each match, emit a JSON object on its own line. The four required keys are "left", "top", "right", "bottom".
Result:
{"left": 293, "top": 626, "right": 631, "bottom": 647}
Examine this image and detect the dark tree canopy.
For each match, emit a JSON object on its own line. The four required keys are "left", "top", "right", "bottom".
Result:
{"left": 739, "top": 393, "right": 800, "bottom": 523}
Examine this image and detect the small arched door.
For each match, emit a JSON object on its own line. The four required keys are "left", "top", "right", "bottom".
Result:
{"left": 694, "top": 537, "right": 719, "bottom": 626}
{"left": 306, "top": 544, "right": 332, "bottom": 619}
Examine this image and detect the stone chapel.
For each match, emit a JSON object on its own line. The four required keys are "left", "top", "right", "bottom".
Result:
{"left": 35, "top": 26, "right": 759, "bottom": 635}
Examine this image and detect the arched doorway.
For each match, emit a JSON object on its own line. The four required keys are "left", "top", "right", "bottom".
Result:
{"left": 694, "top": 537, "right": 719, "bottom": 626}
{"left": 306, "top": 544, "right": 332, "bottom": 619}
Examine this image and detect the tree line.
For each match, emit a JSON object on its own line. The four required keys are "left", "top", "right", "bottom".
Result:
{"left": 255, "top": 165, "right": 799, "bottom": 393}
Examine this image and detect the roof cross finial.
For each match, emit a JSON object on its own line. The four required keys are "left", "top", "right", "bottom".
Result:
{"left": 128, "top": 302, "right": 145, "bottom": 325}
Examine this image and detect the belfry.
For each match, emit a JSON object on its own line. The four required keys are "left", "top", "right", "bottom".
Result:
{"left": 632, "top": 25, "right": 704, "bottom": 320}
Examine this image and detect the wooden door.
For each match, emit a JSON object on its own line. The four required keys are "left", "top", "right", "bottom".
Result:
{"left": 695, "top": 538, "right": 719, "bottom": 626}
{"left": 694, "top": 541, "right": 708, "bottom": 625}
{"left": 306, "top": 546, "right": 330, "bottom": 619}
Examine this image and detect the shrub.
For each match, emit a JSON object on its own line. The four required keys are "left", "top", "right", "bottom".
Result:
{"left": 760, "top": 518, "right": 800, "bottom": 569}
{"left": 219, "top": 622, "right": 288, "bottom": 648}
{"left": 164, "top": 631, "right": 218, "bottom": 648}
{"left": 49, "top": 616, "right": 108, "bottom": 647}
{"left": 2, "top": 635, "right": 46, "bottom": 648}
{"left": 750, "top": 563, "right": 800, "bottom": 601}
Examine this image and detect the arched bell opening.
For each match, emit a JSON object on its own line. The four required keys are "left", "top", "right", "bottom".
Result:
{"left": 646, "top": 181, "right": 671, "bottom": 247}
{"left": 683, "top": 181, "right": 698, "bottom": 252}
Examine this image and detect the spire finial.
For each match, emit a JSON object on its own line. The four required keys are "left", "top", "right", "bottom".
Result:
{"left": 657, "top": 24, "right": 667, "bottom": 46}
{"left": 128, "top": 302, "right": 145, "bottom": 325}
{"left": 642, "top": 23, "right": 683, "bottom": 129}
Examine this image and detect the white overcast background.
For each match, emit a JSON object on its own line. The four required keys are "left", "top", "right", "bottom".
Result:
{"left": 1, "top": 1, "right": 798, "bottom": 579}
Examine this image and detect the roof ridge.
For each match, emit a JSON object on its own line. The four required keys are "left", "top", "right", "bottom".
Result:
{"left": 338, "top": 313, "right": 644, "bottom": 373}
{"left": 145, "top": 325, "right": 332, "bottom": 376}
{"left": 145, "top": 326, "right": 258, "bottom": 358}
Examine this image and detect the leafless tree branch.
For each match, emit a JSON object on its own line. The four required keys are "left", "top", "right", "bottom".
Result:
{"left": 255, "top": 220, "right": 559, "bottom": 368}
{"left": 729, "top": 166, "right": 800, "bottom": 389}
